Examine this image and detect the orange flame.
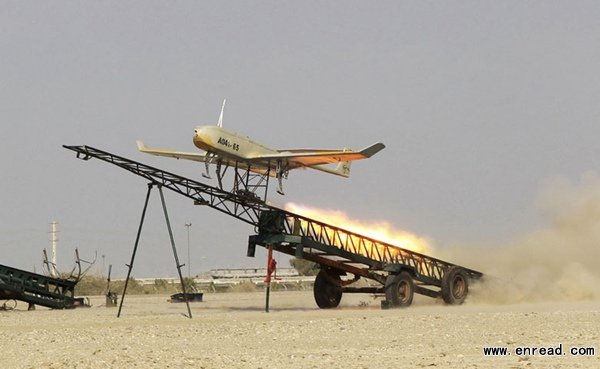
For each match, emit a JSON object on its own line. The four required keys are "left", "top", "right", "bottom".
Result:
{"left": 285, "top": 202, "right": 431, "bottom": 254}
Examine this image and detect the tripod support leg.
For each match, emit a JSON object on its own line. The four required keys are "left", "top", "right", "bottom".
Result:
{"left": 158, "top": 186, "right": 193, "bottom": 319}
{"left": 118, "top": 183, "right": 153, "bottom": 318}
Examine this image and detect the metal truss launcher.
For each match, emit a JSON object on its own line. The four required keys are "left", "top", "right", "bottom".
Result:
{"left": 64, "top": 145, "right": 483, "bottom": 309}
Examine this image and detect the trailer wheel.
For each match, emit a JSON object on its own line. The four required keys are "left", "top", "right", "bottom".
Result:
{"left": 313, "top": 270, "right": 342, "bottom": 309}
{"left": 441, "top": 266, "right": 469, "bottom": 305}
{"left": 384, "top": 271, "right": 414, "bottom": 308}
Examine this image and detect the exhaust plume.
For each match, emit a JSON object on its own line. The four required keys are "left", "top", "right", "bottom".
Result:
{"left": 443, "top": 172, "right": 600, "bottom": 303}
{"left": 285, "top": 202, "right": 432, "bottom": 254}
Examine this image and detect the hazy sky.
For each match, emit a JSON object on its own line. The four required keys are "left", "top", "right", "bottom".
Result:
{"left": 2, "top": 1, "right": 599, "bottom": 278}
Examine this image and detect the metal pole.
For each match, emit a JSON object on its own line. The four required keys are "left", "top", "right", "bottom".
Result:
{"left": 185, "top": 222, "right": 192, "bottom": 278}
{"left": 50, "top": 221, "right": 59, "bottom": 278}
{"left": 159, "top": 186, "right": 193, "bottom": 319}
{"left": 118, "top": 183, "right": 153, "bottom": 318}
{"left": 265, "top": 245, "right": 273, "bottom": 313}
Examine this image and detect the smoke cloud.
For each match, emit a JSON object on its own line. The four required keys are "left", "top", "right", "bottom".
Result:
{"left": 444, "top": 172, "right": 600, "bottom": 304}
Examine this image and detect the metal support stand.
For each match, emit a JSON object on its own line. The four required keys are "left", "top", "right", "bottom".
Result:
{"left": 232, "top": 162, "right": 271, "bottom": 202}
{"left": 117, "top": 183, "right": 192, "bottom": 318}
{"left": 159, "top": 185, "right": 193, "bottom": 319}
{"left": 264, "top": 245, "right": 276, "bottom": 313}
{"left": 117, "top": 184, "right": 151, "bottom": 318}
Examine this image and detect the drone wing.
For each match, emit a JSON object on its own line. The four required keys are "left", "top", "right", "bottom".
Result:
{"left": 136, "top": 140, "right": 207, "bottom": 162}
{"left": 255, "top": 142, "right": 385, "bottom": 167}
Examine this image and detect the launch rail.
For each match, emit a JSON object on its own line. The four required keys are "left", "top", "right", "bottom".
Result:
{"left": 63, "top": 145, "right": 483, "bottom": 308}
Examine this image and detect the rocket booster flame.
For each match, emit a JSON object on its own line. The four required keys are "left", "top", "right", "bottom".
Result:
{"left": 284, "top": 203, "right": 431, "bottom": 254}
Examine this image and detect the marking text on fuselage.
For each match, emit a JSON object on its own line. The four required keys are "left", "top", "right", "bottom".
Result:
{"left": 217, "top": 137, "right": 240, "bottom": 152}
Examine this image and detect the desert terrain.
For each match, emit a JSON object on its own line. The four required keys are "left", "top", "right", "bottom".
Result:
{"left": 1, "top": 290, "right": 598, "bottom": 369}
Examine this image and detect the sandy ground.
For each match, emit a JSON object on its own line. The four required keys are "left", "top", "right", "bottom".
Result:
{"left": 0, "top": 291, "right": 598, "bottom": 369}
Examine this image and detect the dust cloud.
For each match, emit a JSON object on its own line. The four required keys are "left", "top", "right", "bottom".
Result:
{"left": 441, "top": 172, "right": 600, "bottom": 304}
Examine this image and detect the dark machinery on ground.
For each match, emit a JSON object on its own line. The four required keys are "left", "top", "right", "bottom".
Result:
{"left": 0, "top": 264, "right": 78, "bottom": 310}
{"left": 105, "top": 264, "right": 118, "bottom": 307}
{"left": 0, "top": 249, "right": 94, "bottom": 310}
{"left": 64, "top": 145, "right": 483, "bottom": 309}
{"left": 169, "top": 292, "right": 204, "bottom": 303}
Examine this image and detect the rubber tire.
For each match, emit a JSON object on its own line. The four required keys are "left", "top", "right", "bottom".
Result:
{"left": 441, "top": 266, "right": 469, "bottom": 305}
{"left": 384, "top": 271, "right": 414, "bottom": 308}
{"left": 313, "top": 270, "right": 342, "bottom": 309}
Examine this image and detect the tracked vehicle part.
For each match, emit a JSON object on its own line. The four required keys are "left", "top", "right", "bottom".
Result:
{"left": 64, "top": 145, "right": 484, "bottom": 309}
